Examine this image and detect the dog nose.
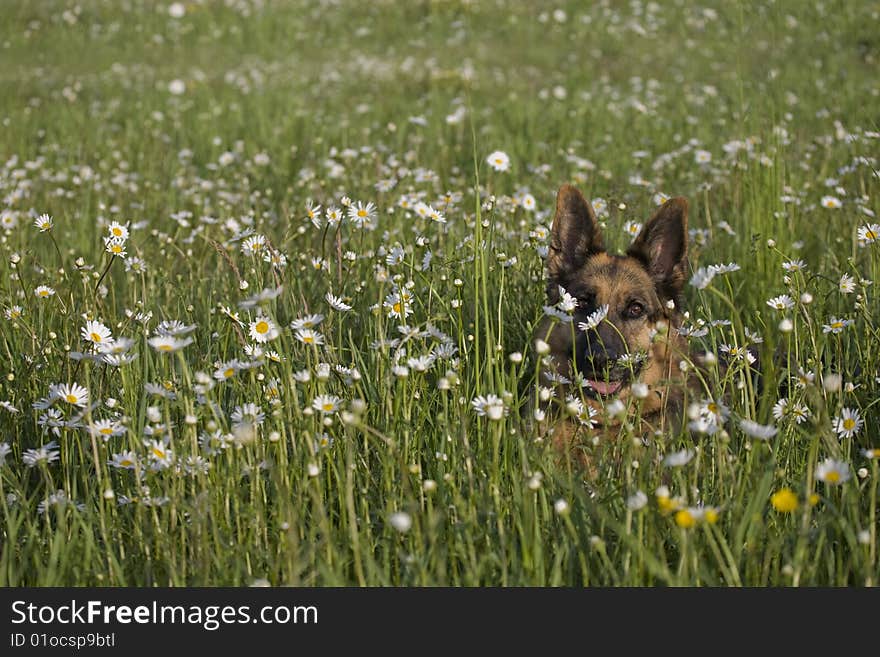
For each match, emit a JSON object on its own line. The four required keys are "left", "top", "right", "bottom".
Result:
{"left": 586, "top": 343, "right": 619, "bottom": 367}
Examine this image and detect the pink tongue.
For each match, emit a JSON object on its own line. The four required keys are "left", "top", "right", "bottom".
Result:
{"left": 589, "top": 380, "right": 622, "bottom": 395}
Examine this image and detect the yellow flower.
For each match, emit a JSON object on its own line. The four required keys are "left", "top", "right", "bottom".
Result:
{"left": 675, "top": 509, "right": 696, "bottom": 529}
{"left": 704, "top": 508, "right": 719, "bottom": 525}
{"left": 808, "top": 493, "right": 820, "bottom": 506}
{"left": 771, "top": 488, "right": 799, "bottom": 513}
{"left": 657, "top": 493, "right": 681, "bottom": 515}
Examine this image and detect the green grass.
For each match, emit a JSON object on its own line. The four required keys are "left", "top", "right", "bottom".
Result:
{"left": 0, "top": 0, "right": 878, "bottom": 586}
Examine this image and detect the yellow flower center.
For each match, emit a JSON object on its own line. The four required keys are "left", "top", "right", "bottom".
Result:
{"left": 865, "top": 230, "right": 877, "bottom": 240}
{"left": 112, "top": 227, "right": 122, "bottom": 236}
{"left": 322, "top": 403, "right": 334, "bottom": 412}
{"left": 825, "top": 471, "right": 840, "bottom": 483}
{"left": 152, "top": 447, "right": 166, "bottom": 459}
{"left": 358, "top": 209, "right": 367, "bottom": 218}
{"left": 65, "top": 394, "right": 78, "bottom": 403}
{"left": 111, "top": 244, "right": 123, "bottom": 253}
{"left": 843, "top": 418, "right": 855, "bottom": 431}
{"left": 674, "top": 510, "right": 696, "bottom": 529}
{"left": 831, "top": 322, "right": 843, "bottom": 330}
{"left": 39, "top": 290, "right": 49, "bottom": 297}
{"left": 392, "top": 302, "right": 402, "bottom": 314}
{"left": 255, "top": 321, "right": 269, "bottom": 334}
{"left": 771, "top": 488, "right": 798, "bottom": 513}
{"left": 90, "top": 332, "right": 102, "bottom": 342}
{"left": 303, "top": 336, "right": 314, "bottom": 344}
{"left": 100, "top": 427, "right": 114, "bottom": 435}
{"left": 224, "top": 368, "right": 234, "bottom": 378}
{"left": 120, "top": 459, "right": 133, "bottom": 467}
{"left": 158, "top": 344, "right": 173, "bottom": 351}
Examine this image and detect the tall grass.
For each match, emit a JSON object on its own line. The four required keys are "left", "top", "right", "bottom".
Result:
{"left": 0, "top": 0, "right": 877, "bottom": 586}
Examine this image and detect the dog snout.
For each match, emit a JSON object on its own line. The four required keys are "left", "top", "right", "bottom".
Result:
{"left": 585, "top": 341, "right": 619, "bottom": 368}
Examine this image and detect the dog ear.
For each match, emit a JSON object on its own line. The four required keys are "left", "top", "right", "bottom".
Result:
{"left": 627, "top": 197, "right": 689, "bottom": 303}
{"left": 547, "top": 184, "right": 604, "bottom": 300}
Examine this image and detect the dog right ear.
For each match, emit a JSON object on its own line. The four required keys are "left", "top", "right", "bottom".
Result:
{"left": 546, "top": 184, "right": 604, "bottom": 301}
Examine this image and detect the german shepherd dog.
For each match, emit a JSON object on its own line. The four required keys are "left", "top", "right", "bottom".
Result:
{"left": 532, "top": 184, "right": 691, "bottom": 467}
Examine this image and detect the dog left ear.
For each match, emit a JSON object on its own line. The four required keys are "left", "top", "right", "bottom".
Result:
{"left": 627, "top": 197, "right": 689, "bottom": 303}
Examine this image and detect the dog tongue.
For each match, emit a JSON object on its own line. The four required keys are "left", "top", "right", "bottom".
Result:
{"left": 589, "top": 380, "right": 622, "bottom": 395}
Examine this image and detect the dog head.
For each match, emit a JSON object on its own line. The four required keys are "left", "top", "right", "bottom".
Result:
{"left": 544, "top": 184, "right": 688, "bottom": 399}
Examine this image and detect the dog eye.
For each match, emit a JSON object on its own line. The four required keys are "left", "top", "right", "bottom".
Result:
{"left": 626, "top": 302, "right": 645, "bottom": 319}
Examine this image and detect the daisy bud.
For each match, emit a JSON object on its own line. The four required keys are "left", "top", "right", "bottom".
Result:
{"left": 800, "top": 292, "right": 813, "bottom": 305}
{"left": 103, "top": 489, "right": 115, "bottom": 500}
{"left": 626, "top": 490, "right": 648, "bottom": 510}
{"left": 509, "top": 351, "right": 523, "bottom": 364}
{"left": 631, "top": 382, "right": 649, "bottom": 399}
{"left": 535, "top": 339, "right": 550, "bottom": 355}
{"left": 422, "top": 479, "right": 437, "bottom": 493}
{"left": 606, "top": 399, "right": 626, "bottom": 417}
{"left": 554, "top": 499, "right": 570, "bottom": 515}
{"left": 858, "top": 467, "right": 868, "bottom": 479}
{"left": 858, "top": 530, "right": 870, "bottom": 545}
{"left": 307, "top": 463, "right": 319, "bottom": 477}
{"left": 822, "top": 373, "right": 842, "bottom": 392}
{"left": 767, "top": 239, "right": 776, "bottom": 247}
{"left": 239, "top": 280, "right": 249, "bottom": 290}
{"left": 779, "top": 318, "right": 793, "bottom": 332}
{"left": 389, "top": 511, "right": 412, "bottom": 533}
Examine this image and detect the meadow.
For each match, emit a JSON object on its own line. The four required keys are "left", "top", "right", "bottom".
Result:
{"left": 0, "top": 0, "right": 878, "bottom": 586}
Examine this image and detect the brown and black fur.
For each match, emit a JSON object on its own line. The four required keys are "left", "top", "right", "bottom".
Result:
{"left": 533, "top": 184, "right": 692, "bottom": 467}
